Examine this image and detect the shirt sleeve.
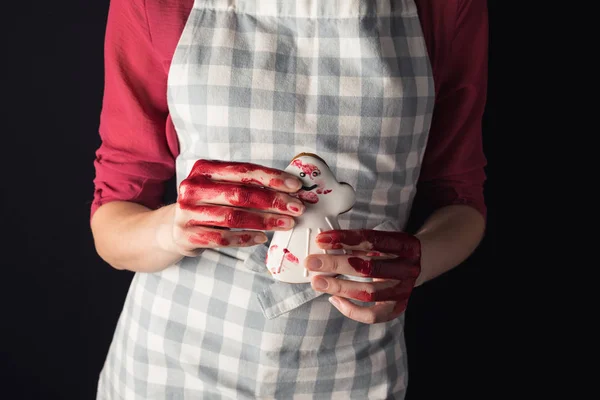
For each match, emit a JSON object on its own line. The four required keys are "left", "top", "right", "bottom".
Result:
{"left": 415, "top": 0, "right": 489, "bottom": 221}
{"left": 91, "top": 0, "right": 176, "bottom": 221}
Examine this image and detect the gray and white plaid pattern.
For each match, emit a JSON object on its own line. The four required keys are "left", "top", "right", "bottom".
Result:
{"left": 97, "top": 0, "right": 434, "bottom": 398}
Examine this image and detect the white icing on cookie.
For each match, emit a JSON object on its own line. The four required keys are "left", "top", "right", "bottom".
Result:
{"left": 266, "top": 153, "right": 355, "bottom": 283}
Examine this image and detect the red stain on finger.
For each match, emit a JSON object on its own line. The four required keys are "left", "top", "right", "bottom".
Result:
{"left": 348, "top": 257, "right": 372, "bottom": 276}
{"left": 187, "top": 160, "right": 294, "bottom": 191}
{"left": 241, "top": 178, "right": 263, "bottom": 186}
{"left": 346, "top": 290, "right": 375, "bottom": 303}
{"left": 189, "top": 231, "right": 230, "bottom": 247}
{"left": 189, "top": 160, "right": 283, "bottom": 179}
{"left": 238, "top": 234, "right": 252, "bottom": 245}
{"left": 184, "top": 206, "right": 287, "bottom": 230}
{"left": 347, "top": 257, "right": 420, "bottom": 280}
{"left": 317, "top": 230, "right": 420, "bottom": 260}
{"left": 179, "top": 177, "right": 289, "bottom": 213}
{"left": 269, "top": 178, "right": 285, "bottom": 188}
{"left": 316, "top": 235, "right": 332, "bottom": 244}
{"left": 346, "top": 285, "right": 410, "bottom": 303}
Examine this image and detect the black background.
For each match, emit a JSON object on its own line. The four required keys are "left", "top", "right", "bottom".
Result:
{"left": 2, "top": 1, "right": 509, "bottom": 399}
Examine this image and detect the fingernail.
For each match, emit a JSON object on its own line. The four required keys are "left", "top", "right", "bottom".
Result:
{"left": 285, "top": 178, "right": 300, "bottom": 190}
{"left": 287, "top": 202, "right": 305, "bottom": 214}
{"left": 306, "top": 257, "right": 322, "bottom": 270}
{"left": 317, "top": 235, "right": 332, "bottom": 244}
{"left": 277, "top": 218, "right": 294, "bottom": 228}
{"left": 313, "top": 277, "right": 328, "bottom": 290}
{"left": 329, "top": 296, "right": 341, "bottom": 308}
{"left": 255, "top": 235, "right": 268, "bottom": 244}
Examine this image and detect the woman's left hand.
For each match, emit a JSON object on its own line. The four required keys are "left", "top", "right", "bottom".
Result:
{"left": 305, "top": 229, "right": 421, "bottom": 324}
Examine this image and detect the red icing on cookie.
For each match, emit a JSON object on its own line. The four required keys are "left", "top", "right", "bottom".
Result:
{"left": 291, "top": 159, "right": 320, "bottom": 178}
{"left": 283, "top": 248, "right": 299, "bottom": 264}
{"left": 297, "top": 191, "right": 319, "bottom": 204}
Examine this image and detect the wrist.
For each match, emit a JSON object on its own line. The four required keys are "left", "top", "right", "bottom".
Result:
{"left": 92, "top": 201, "right": 188, "bottom": 272}
{"left": 411, "top": 205, "right": 485, "bottom": 287}
{"left": 413, "top": 231, "right": 432, "bottom": 287}
{"left": 153, "top": 206, "right": 178, "bottom": 252}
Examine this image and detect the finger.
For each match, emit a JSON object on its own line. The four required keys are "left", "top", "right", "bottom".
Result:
{"left": 315, "top": 229, "right": 421, "bottom": 259}
{"left": 328, "top": 296, "right": 402, "bottom": 324}
{"left": 186, "top": 159, "right": 302, "bottom": 193}
{"left": 311, "top": 276, "right": 411, "bottom": 303}
{"left": 179, "top": 177, "right": 305, "bottom": 215}
{"left": 184, "top": 226, "right": 268, "bottom": 248}
{"left": 182, "top": 204, "right": 295, "bottom": 231}
{"left": 305, "top": 254, "right": 420, "bottom": 280}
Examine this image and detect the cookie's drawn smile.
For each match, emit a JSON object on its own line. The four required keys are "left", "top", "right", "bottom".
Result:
{"left": 301, "top": 184, "right": 318, "bottom": 191}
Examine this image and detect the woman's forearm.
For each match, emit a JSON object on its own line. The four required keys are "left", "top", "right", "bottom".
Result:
{"left": 91, "top": 202, "right": 183, "bottom": 273}
{"left": 414, "top": 205, "right": 486, "bottom": 286}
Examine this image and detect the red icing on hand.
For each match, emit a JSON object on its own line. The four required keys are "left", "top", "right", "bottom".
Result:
{"left": 180, "top": 176, "right": 290, "bottom": 213}
{"left": 186, "top": 159, "right": 301, "bottom": 191}
{"left": 291, "top": 159, "right": 320, "bottom": 178}
{"left": 184, "top": 205, "right": 289, "bottom": 231}
{"left": 347, "top": 257, "right": 371, "bottom": 275}
{"left": 323, "top": 189, "right": 332, "bottom": 194}
{"left": 239, "top": 234, "right": 252, "bottom": 244}
{"left": 190, "top": 159, "right": 282, "bottom": 179}
{"left": 317, "top": 229, "right": 420, "bottom": 260}
{"left": 269, "top": 178, "right": 285, "bottom": 188}
{"left": 345, "top": 284, "right": 411, "bottom": 303}
{"left": 189, "top": 231, "right": 230, "bottom": 246}
{"left": 347, "top": 257, "right": 420, "bottom": 280}
{"left": 241, "top": 178, "right": 263, "bottom": 186}
{"left": 283, "top": 248, "right": 299, "bottom": 264}
{"left": 316, "top": 229, "right": 422, "bottom": 319}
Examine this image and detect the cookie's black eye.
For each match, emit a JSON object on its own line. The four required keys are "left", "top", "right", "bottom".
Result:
{"left": 312, "top": 171, "right": 320, "bottom": 177}
{"left": 299, "top": 172, "right": 306, "bottom": 177}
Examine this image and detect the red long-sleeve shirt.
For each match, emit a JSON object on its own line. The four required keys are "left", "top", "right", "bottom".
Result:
{"left": 92, "top": 0, "right": 489, "bottom": 222}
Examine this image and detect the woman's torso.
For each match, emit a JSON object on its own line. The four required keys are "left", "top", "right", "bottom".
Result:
{"left": 98, "top": 1, "right": 439, "bottom": 398}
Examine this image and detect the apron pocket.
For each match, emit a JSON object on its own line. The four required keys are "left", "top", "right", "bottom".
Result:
{"left": 243, "top": 242, "right": 325, "bottom": 319}
{"left": 257, "top": 282, "right": 325, "bottom": 320}
{"left": 243, "top": 243, "right": 270, "bottom": 273}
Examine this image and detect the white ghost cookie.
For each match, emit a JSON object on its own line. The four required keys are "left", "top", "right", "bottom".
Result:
{"left": 266, "top": 153, "right": 355, "bottom": 283}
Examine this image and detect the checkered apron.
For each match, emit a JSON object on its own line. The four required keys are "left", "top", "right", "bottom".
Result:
{"left": 97, "top": 0, "right": 434, "bottom": 398}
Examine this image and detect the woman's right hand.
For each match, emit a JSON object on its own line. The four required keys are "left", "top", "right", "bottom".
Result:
{"left": 170, "top": 159, "right": 305, "bottom": 256}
